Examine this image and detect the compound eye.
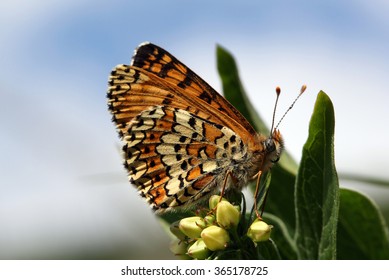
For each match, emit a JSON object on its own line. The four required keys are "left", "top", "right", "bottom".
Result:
{"left": 265, "top": 139, "right": 276, "bottom": 152}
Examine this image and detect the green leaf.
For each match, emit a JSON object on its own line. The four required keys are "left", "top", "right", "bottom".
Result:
{"left": 337, "top": 188, "right": 389, "bottom": 259}
{"left": 294, "top": 91, "right": 340, "bottom": 259}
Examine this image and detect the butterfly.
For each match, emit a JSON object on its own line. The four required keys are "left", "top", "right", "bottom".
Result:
{"left": 107, "top": 42, "right": 303, "bottom": 215}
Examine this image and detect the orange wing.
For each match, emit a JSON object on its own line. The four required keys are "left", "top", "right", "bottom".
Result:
{"left": 107, "top": 42, "right": 257, "bottom": 140}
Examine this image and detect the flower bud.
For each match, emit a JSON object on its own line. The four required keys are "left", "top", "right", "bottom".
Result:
{"left": 208, "top": 195, "right": 226, "bottom": 209}
{"left": 216, "top": 200, "right": 240, "bottom": 229}
{"left": 170, "top": 220, "right": 187, "bottom": 241}
{"left": 187, "top": 239, "right": 210, "bottom": 259}
{"left": 179, "top": 216, "right": 206, "bottom": 239}
{"left": 247, "top": 219, "right": 273, "bottom": 242}
{"left": 169, "top": 239, "right": 188, "bottom": 256}
{"left": 201, "top": 225, "right": 230, "bottom": 251}
{"left": 204, "top": 214, "right": 216, "bottom": 226}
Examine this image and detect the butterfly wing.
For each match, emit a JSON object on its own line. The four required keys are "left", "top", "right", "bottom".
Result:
{"left": 123, "top": 105, "right": 248, "bottom": 212}
{"left": 107, "top": 42, "right": 257, "bottom": 140}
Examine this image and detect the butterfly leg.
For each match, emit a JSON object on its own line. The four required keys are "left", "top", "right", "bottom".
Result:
{"left": 219, "top": 170, "right": 237, "bottom": 201}
{"left": 253, "top": 171, "right": 263, "bottom": 220}
{"left": 207, "top": 170, "right": 235, "bottom": 215}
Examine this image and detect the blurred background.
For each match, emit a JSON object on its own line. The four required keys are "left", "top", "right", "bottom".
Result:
{"left": 1, "top": 0, "right": 389, "bottom": 259}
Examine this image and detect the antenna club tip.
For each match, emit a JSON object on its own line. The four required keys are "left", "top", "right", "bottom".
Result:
{"left": 276, "top": 86, "right": 281, "bottom": 96}
{"left": 300, "top": 84, "right": 307, "bottom": 94}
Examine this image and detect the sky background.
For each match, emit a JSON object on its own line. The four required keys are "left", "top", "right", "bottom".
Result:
{"left": 1, "top": 0, "right": 389, "bottom": 259}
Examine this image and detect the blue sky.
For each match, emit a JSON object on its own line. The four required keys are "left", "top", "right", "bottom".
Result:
{"left": 1, "top": 0, "right": 389, "bottom": 259}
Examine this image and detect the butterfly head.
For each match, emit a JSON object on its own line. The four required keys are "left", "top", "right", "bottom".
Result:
{"left": 261, "top": 129, "right": 284, "bottom": 172}
{"left": 266, "top": 129, "right": 284, "bottom": 163}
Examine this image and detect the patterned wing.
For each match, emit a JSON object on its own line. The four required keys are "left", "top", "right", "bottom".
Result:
{"left": 123, "top": 105, "right": 248, "bottom": 213}
{"left": 107, "top": 42, "right": 257, "bottom": 140}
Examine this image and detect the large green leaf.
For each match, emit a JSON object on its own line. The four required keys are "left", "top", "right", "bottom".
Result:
{"left": 294, "top": 91, "right": 339, "bottom": 259}
{"left": 337, "top": 188, "right": 389, "bottom": 259}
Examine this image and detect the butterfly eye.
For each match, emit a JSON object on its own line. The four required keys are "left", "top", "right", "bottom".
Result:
{"left": 264, "top": 138, "right": 276, "bottom": 153}
{"left": 265, "top": 138, "right": 281, "bottom": 163}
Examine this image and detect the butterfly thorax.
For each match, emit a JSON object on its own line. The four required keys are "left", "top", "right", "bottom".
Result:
{"left": 234, "top": 129, "right": 284, "bottom": 188}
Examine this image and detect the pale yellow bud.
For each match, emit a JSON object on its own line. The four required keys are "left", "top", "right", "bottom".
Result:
{"left": 204, "top": 214, "right": 216, "bottom": 226}
{"left": 169, "top": 239, "right": 188, "bottom": 256}
{"left": 216, "top": 200, "right": 241, "bottom": 229}
{"left": 187, "top": 239, "right": 210, "bottom": 259}
{"left": 179, "top": 216, "right": 206, "bottom": 239}
{"left": 247, "top": 219, "right": 273, "bottom": 242}
{"left": 208, "top": 195, "right": 226, "bottom": 210}
{"left": 201, "top": 225, "right": 230, "bottom": 251}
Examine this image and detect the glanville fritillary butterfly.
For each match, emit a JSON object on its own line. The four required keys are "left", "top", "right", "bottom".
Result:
{"left": 107, "top": 42, "right": 305, "bottom": 216}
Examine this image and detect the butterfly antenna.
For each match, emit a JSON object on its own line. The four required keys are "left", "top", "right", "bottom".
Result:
{"left": 274, "top": 84, "right": 307, "bottom": 130}
{"left": 269, "top": 86, "right": 281, "bottom": 136}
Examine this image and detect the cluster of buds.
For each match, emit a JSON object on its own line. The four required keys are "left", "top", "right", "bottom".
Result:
{"left": 169, "top": 195, "right": 273, "bottom": 259}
